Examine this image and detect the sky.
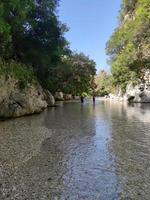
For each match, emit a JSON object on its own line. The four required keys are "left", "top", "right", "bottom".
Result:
{"left": 59, "top": 0, "right": 121, "bottom": 72}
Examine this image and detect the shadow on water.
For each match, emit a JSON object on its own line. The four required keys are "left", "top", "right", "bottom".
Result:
{"left": 0, "top": 99, "right": 150, "bottom": 199}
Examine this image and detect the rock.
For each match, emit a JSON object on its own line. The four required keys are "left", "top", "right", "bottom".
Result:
{"left": 54, "top": 92, "right": 64, "bottom": 101}
{"left": 126, "top": 88, "right": 150, "bottom": 103}
{"left": 125, "top": 70, "right": 150, "bottom": 102}
{"left": 108, "top": 69, "right": 150, "bottom": 103}
{"left": 43, "top": 89, "right": 55, "bottom": 106}
{"left": 0, "top": 76, "right": 17, "bottom": 104}
{"left": 73, "top": 96, "right": 80, "bottom": 100}
{"left": 0, "top": 76, "right": 47, "bottom": 119}
{"left": 64, "top": 94, "right": 72, "bottom": 101}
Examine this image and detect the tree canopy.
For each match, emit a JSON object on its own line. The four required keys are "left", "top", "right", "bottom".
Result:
{"left": 48, "top": 52, "right": 96, "bottom": 96}
{"left": 106, "top": 0, "right": 150, "bottom": 90}
{"left": 0, "top": 0, "right": 96, "bottom": 95}
{"left": 95, "top": 70, "right": 112, "bottom": 96}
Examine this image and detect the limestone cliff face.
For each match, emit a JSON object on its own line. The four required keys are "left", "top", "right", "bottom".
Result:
{"left": 0, "top": 76, "right": 55, "bottom": 119}
{"left": 109, "top": 70, "right": 150, "bottom": 103}
{"left": 125, "top": 70, "right": 150, "bottom": 103}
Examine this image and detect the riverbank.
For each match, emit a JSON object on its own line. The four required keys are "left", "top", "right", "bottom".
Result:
{"left": 0, "top": 73, "right": 80, "bottom": 120}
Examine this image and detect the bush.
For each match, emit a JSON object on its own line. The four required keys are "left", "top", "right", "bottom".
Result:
{"left": 0, "top": 59, "right": 37, "bottom": 89}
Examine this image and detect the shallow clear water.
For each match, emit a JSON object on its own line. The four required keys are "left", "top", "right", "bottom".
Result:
{"left": 0, "top": 99, "right": 150, "bottom": 200}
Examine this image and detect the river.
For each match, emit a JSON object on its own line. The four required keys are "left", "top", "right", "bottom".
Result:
{"left": 0, "top": 99, "right": 150, "bottom": 200}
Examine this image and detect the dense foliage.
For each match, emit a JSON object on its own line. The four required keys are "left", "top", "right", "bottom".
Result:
{"left": 48, "top": 52, "right": 96, "bottom": 96}
{"left": 0, "top": 59, "right": 37, "bottom": 89}
{"left": 0, "top": 0, "right": 96, "bottom": 95}
{"left": 95, "top": 70, "right": 112, "bottom": 96}
{"left": 106, "top": 0, "right": 150, "bottom": 90}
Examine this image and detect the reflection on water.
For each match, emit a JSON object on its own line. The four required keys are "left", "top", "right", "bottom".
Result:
{"left": 0, "top": 99, "right": 150, "bottom": 199}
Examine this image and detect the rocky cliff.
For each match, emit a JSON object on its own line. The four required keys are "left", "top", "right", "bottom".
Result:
{"left": 125, "top": 70, "right": 150, "bottom": 103}
{"left": 109, "top": 70, "right": 150, "bottom": 103}
{"left": 0, "top": 76, "right": 55, "bottom": 119}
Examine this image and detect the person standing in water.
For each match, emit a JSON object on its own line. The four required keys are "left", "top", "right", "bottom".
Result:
{"left": 92, "top": 90, "right": 96, "bottom": 103}
{"left": 93, "top": 95, "right": 95, "bottom": 103}
{"left": 80, "top": 95, "right": 84, "bottom": 103}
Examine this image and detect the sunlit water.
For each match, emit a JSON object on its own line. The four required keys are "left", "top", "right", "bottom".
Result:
{"left": 0, "top": 99, "right": 150, "bottom": 200}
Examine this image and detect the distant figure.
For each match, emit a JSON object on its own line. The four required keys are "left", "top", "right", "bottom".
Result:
{"left": 93, "top": 95, "right": 95, "bottom": 103}
{"left": 80, "top": 96, "right": 84, "bottom": 103}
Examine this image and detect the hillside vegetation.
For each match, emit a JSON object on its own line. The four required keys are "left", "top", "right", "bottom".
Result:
{"left": 106, "top": 0, "right": 150, "bottom": 91}
{"left": 0, "top": 0, "right": 96, "bottom": 96}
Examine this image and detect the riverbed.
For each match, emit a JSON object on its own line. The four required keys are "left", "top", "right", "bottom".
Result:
{"left": 0, "top": 99, "right": 150, "bottom": 200}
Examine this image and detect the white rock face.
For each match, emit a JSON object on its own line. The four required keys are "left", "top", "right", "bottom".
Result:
{"left": 108, "top": 70, "right": 150, "bottom": 103}
{"left": 126, "top": 70, "right": 150, "bottom": 103}
{"left": 126, "top": 85, "right": 150, "bottom": 103}
{"left": 0, "top": 76, "right": 48, "bottom": 119}
{"left": 109, "top": 89, "right": 126, "bottom": 102}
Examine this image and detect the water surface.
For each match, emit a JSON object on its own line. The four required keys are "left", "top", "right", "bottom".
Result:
{"left": 0, "top": 99, "right": 150, "bottom": 200}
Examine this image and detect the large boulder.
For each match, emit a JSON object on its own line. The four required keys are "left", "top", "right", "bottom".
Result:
{"left": 0, "top": 76, "right": 47, "bottom": 119}
{"left": 54, "top": 92, "right": 64, "bottom": 101}
{"left": 64, "top": 94, "right": 73, "bottom": 101}
{"left": 43, "top": 89, "right": 55, "bottom": 106}
{"left": 126, "top": 82, "right": 150, "bottom": 103}
{"left": 126, "top": 87, "right": 150, "bottom": 103}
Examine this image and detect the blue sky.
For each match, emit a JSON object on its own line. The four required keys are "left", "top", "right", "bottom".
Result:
{"left": 59, "top": 0, "right": 121, "bottom": 72}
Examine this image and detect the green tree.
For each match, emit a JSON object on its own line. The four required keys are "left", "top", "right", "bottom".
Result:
{"left": 106, "top": 0, "right": 150, "bottom": 90}
{"left": 95, "top": 70, "right": 113, "bottom": 96}
{"left": 70, "top": 53, "right": 96, "bottom": 96}
{"left": 0, "top": 0, "right": 33, "bottom": 58}
{"left": 0, "top": 0, "right": 70, "bottom": 89}
{"left": 0, "top": 0, "right": 97, "bottom": 96}
{"left": 47, "top": 52, "right": 96, "bottom": 96}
